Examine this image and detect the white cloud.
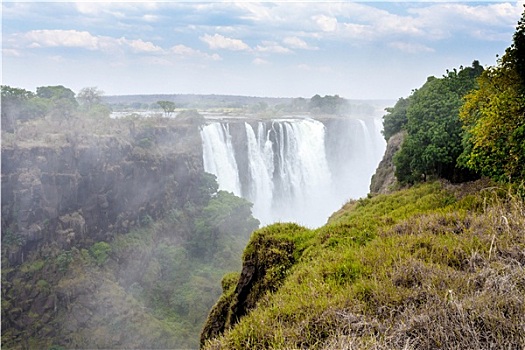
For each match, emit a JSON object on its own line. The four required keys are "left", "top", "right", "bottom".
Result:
{"left": 410, "top": 2, "right": 522, "bottom": 27}
{"left": 406, "top": 2, "right": 523, "bottom": 40}
{"left": 283, "top": 37, "right": 317, "bottom": 50}
{"left": 200, "top": 33, "right": 250, "bottom": 51}
{"left": 235, "top": 2, "right": 275, "bottom": 23}
{"left": 341, "top": 23, "right": 371, "bottom": 39}
{"left": 3, "top": 49, "right": 21, "bottom": 57}
{"left": 388, "top": 41, "right": 435, "bottom": 54}
{"left": 75, "top": 2, "right": 160, "bottom": 17}
{"left": 75, "top": 2, "right": 103, "bottom": 16}
{"left": 127, "top": 39, "right": 163, "bottom": 53}
{"left": 12, "top": 29, "right": 163, "bottom": 55}
{"left": 270, "top": 1, "right": 521, "bottom": 44}
{"left": 171, "top": 44, "right": 199, "bottom": 56}
{"left": 313, "top": 15, "right": 338, "bottom": 32}
{"left": 171, "top": 44, "right": 222, "bottom": 61}
{"left": 253, "top": 58, "right": 269, "bottom": 65}
{"left": 142, "top": 14, "right": 160, "bottom": 23}
{"left": 24, "top": 30, "right": 100, "bottom": 50}
{"left": 255, "top": 41, "right": 292, "bottom": 54}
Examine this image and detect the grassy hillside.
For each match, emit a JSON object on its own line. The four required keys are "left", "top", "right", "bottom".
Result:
{"left": 202, "top": 180, "right": 525, "bottom": 349}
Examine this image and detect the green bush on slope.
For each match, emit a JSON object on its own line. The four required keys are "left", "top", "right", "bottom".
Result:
{"left": 202, "top": 180, "right": 525, "bottom": 350}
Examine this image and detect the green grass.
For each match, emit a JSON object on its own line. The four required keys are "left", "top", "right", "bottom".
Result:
{"left": 203, "top": 180, "right": 525, "bottom": 349}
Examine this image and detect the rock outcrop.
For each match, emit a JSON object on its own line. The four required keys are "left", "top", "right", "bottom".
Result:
{"left": 200, "top": 223, "right": 306, "bottom": 347}
{"left": 369, "top": 131, "right": 404, "bottom": 194}
{"left": 1, "top": 119, "right": 203, "bottom": 265}
{"left": 1, "top": 117, "right": 208, "bottom": 349}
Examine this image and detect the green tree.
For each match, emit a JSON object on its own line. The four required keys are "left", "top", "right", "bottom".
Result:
{"left": 394, "top": 63, "right": 483, "bottom": 184}
{"left": 89, "top": 242, "right": 112, "bottom": 266}
{"left": 1, "top": 86, "right": 33, "bottom": 132}
{"left": 309, "top": 94, "right": 346, "bottom": 114}
{"left": 510, "top": 5, "right": 525, "bottom": 91}
{"left": 382, "top": 97, "right": 411, "bottom": 141}
{"left": 77, "top": 87, "right": 104, "bottom": 111}
{"left": 157, "top": 100, "right": 176, "bottom": 117}
{"left": 188, "top": 190, "right": 259, "bottom": 257}
{"left": 55, "top": 250, "right": 73, "bottom": 272}
{"left": 460, "top": 9, "right": 525, "bottom": 182}
{"left": 36, "top": 85, "right": 79, "bottom": 119}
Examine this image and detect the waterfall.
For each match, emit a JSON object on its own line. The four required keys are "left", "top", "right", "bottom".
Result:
{"left": 244, "top": 122, "right": 274, "bottom": 224}
{"left": 200, "top": 117, "right": 385, "bottom": 228}
{"left": 200, "top": 123, "right": 241, "bottom": 196}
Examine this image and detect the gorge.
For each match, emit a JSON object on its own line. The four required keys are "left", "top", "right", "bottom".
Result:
{"left": 200, "top": 116, "right": 385, "bottom": 227}
{"left": 1, "top": 94, "right": 388, "bottom": 349}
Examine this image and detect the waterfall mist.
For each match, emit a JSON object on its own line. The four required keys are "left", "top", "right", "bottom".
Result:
{"left": 200, "top": 116, "right": 386, "bottom": 228}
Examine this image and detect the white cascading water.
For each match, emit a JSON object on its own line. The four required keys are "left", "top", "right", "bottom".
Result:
{"left": 200, "top": 116, "right": 385, "bottom": 228}
{"left": 200, "top": 123, "right": 241, "bottom": 195}
{"left": 244, "top": 122, "right": 274, "bottom": 224}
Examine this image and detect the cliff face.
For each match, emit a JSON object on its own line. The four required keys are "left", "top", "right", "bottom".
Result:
{"left": 1, "top": 120, "right": 203, "bottom": 265}
{"left": 369, "top": 131, "right": 404, "bottom": 194}
{"left": 1, "top": 117, "right": 212, "bottom": 349}
{"left": 200, "top": 223, "right": 305, "bottom": 346}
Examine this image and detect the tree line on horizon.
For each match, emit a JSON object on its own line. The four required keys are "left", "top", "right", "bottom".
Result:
{"left": 0, "top": 85, "right": 107, "bottom": 132}
{"left": 1, "top": 82, "right": 375, "bottom": 132}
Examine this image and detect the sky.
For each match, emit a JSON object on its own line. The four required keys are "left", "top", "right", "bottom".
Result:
{"left": 2, "top": 1, "right": 524, "bottom": 100}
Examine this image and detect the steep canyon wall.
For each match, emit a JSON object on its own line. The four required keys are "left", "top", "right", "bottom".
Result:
{"left": 1, "top": 121, "right": 203, "bottom": 265}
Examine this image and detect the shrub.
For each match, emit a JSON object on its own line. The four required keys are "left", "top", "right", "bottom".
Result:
{"left": 89, "top": 242, "right": 112, "bottom": 266}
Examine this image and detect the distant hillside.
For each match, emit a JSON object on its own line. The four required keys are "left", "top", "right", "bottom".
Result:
{"left": 103, "top": 94, "right": 294, "bottom": 109}
{"left": 103, "top": 93, "right": 393, "bottom": 115}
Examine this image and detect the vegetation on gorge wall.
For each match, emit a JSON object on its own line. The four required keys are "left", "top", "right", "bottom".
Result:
{"left": 2, "top": 180, "right": 259, "bottom": 349}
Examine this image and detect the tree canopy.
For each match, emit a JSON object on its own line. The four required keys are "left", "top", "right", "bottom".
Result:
{"left": 459, "top": 8, "right": 525, "bottom": 183}
{"left": 157, "top": 100, "right": 176, "bottom": 117}
{"left": 309, "top": 94, "right": 346, "bottom": 114}
{"left": 393, "top": 63, "right": 483, "bottom": 184}
{"left": 1, "top": 86, "right": 41, "bottom": 131}
{"left": 382, "top": 97, "right": 411, "bottom": 141}
{"left": 388, "top": 7, "right": 525, "bottom": 186}
{"left": 37, "top": 85, "right": 76, "bottom": 101}
{"left": 77, "top": 87, "right": 104, "bottom": 110}
{"left": 1, "top": 84, "right": 113, "bottom": 128}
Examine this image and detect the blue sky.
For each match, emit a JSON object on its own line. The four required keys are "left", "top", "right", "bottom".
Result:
{"left": 2, "top": 1, "right": 523, "bottom": 99}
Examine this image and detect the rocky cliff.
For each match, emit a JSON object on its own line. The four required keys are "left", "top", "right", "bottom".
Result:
{"left": 1, "top": 118, "right": 202, "bottom": 265}
{"left": 1, "top": 116, "right": 213, "bottom": 349}
{"left": 369, "top": 131, "right": 404, "bottom": 194}
{"left": 200, "top": 223, "right": 305, "bottom": 346}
